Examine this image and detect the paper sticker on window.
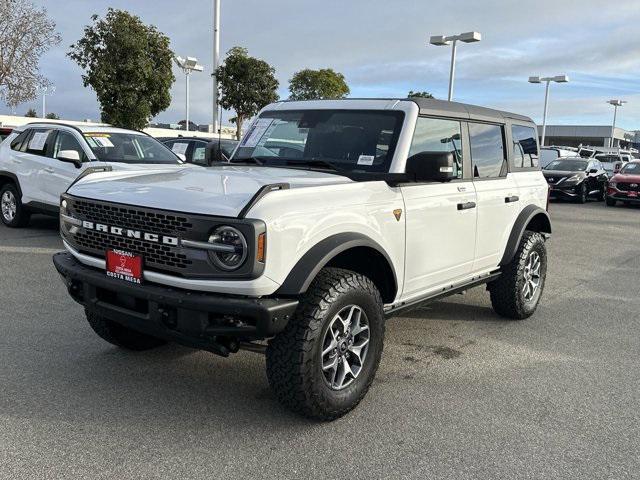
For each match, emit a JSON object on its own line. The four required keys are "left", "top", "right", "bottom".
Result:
{"left": 171, "top": 142, "right": 189, "bottom": 155}
{"left": 91, "top": 136, "right": 114, "bottom": 148}
{"left": 240, "top": 118, "right": 274, "bottom": 148}
{"left": 28, "top": 132, "right": 49, "bottom": 151}
{"left": 357, "top": 155, "right": 374, "bottom": 166}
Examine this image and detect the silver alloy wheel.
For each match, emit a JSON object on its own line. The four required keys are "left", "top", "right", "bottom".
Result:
{"left": 1, "top": 190, "right": 17, "bottom": 222}
{"left": 522, "top": 251, "right": 541, "bottom": 302}
{"left": 321, "top": 305, "right": 370, "bottom": 390}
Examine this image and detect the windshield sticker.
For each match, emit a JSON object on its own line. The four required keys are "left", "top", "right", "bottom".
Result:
{"left": 357, "top": 155, "right": 374, "bottom": 166}
{"left": 28, "top": 132, "right": 49, "bottom": 151}
{"left": 241, "top": 118, "right": 274, "bottom": 148}
{"left": 84, "top": 133, "right": 111, "bottom": 137}
{"left": 171, "top": 142, "right": 189, "bottom": 155}
{"left": 90, "top": 136, "right": 114, "bottom": 148}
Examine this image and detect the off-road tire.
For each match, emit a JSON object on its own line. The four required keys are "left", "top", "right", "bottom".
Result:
{"left": 489, "top": 231, "right": 547, "bottom": 320}
{"left": 85, "top": 310, "right": 167, "bottom": 351}
{"left": 266, "top": 268, "right": 385, "bottom": 421}
{"left": 0, "top": 183, "right": 30, "bottom": 228}
{"left": 606, "top": 197, "right": 616, "bottom": 207}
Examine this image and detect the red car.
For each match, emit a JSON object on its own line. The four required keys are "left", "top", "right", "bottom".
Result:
{"left": 0, "top": 127, "right": 12, "bottom": 143}
{"left": 606, "top": 160, "right": 640, "bottom": 207}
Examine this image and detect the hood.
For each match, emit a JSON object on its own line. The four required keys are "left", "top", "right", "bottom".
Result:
{"left": 542, "top": 170, "right": 585, "bottom": 179}
{"left": 611, "top": 173, "right": 640, "bottom": 183}
{"left": 68, "top": 165, "right": 352, "bottom": 217}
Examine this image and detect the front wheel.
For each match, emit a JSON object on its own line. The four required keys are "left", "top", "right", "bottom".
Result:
{"left": 489, "top": 231, "right": 548, "bottom": 320}
{"left": 576, "top": 183, "right": 587, "bottom": 204}
{"left": 606, "top": 197, "right": 617, "bottom": 207}
{"left": 0, "top": 183, "right": 30, "bottom": 228}
{"left": 266, "top": 268, "right": 385, "bottom": 420}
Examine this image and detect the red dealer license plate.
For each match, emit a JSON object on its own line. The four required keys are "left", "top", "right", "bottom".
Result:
{"left": 106, "top": 249, "right": 143, "bottom": 284}
{"left": 628, "top": 191, "right": 638, "bottom": 198}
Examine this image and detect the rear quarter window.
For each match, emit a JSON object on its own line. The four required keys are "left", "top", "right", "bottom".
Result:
{"left": 511, "top": 125, "right": 539, "bottom": 169}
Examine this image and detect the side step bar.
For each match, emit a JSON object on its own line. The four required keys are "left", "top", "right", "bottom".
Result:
{"left": 384, "top": 271, "right": 501, "bottom": 317}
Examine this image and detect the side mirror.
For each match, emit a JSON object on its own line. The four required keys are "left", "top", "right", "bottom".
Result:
{"left": 589, "top": 168, "right": 598, "bottom": 174}
{"left": 58, "top": 150, "right": 82, "bottom": 168}
{"left": 405, "top": 151, "right": 456, "bottom": 182}
{"left": 205, "top": 142, "right": 226, "bottom": 165}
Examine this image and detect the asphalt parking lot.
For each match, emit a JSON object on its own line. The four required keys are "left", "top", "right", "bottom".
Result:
{"left": 1, "top": 201, "right": 639, "bottom": 479}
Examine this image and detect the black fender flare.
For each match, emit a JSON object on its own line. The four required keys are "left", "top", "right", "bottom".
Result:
{"left": 276, "top": 232, "right": 398, "bottom": 297}
{"left": 500, "top": 205, "right": 552, "bottom": 266}
{"left": 0, "top": 171, "right": 22, "bottom": 198}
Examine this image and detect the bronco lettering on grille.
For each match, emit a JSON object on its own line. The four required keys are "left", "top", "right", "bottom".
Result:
{"left": 80, "top": 220, "right": 179, "bottom": 246}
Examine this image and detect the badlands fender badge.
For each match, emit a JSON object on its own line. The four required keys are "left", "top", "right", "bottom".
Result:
{"left": 393, "top": 209, "right": 402, "bottom": 221}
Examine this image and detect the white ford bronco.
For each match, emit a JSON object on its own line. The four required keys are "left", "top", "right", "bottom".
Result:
{"left": 53, "top": 98, "right": 551, "bottom": 420}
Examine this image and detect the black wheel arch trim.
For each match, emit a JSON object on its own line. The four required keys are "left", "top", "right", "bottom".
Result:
{"left": 276, "top": 232, "right": 398, "bottom": 298}
{"left": 500, "top": 205, "right": 552, "bottom": 266}
{"left": 0, "top": 171, "right": 22, "bottom": 197}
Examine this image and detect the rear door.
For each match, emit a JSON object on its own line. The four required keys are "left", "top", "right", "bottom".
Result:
{"left": 400, "top": 117, "right": 477, "bottom": 299}
{"left": 12, "top": 128, "right": 57, "bottom": 205}
{"left": 469, "top": 122, "right": 520, "bottom": 272}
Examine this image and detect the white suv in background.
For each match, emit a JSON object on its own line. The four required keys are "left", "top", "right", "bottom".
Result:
{"left": 0, "top": 123, "right": 183, "bottom": 227}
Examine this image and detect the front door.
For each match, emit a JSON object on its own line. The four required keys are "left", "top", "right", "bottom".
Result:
{"left": 401, "top": 117, "right": 477, "bottom": 300}
{"left": 38, "top": 130, "right": 92, "bottom": 206}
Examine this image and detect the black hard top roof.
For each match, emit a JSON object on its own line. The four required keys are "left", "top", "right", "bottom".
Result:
{"left": 408, "top": 97, "right": 534, "bottom": 123}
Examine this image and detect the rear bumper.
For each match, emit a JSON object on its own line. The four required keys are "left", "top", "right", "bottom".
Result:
{"left": 53, "top": 252, "right": 299, "bottom": 352}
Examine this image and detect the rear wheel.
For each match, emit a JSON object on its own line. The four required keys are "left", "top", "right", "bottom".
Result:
{"left": 0, "top": 183, "right": 30, "bottom": 228}
{"left": 489, "top": 231, "right": 547, "bottom": 320}
{"left": 266, "top": 268, "right": 385, "bottom": 420}
{"left": 85, "top": 310, "right": 167, "bottom": 351}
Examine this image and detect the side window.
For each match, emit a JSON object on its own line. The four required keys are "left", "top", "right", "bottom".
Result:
{"left": 53, "top": 131, "right": 86, "bottom": 161}
{"left": 192, "top": 141, "right": 207, "bottom": 165}
{"left": 511, "top": 125, "right": 539, "bottom": 168}
{"left": 10, "top": 130, "right": 31, "bottom": 152}
{"left": 468, "top": 123, "right": 507, "bottom": 178}
{"left": 408, "top": 117, "right": 464, "bottom": 179}
{"left": 24, "top": 129, "right": 54, "bottom": 156}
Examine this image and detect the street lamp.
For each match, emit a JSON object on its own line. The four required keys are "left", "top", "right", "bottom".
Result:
{"left": 40, "top": 85, "right": 56, "bottom": 118}
{"left": 212, "top": 0, "right": 221, "bottom": 134}
{"left": 175, "top": 56, "right": 204, "bottom": 132}
{"left": 429, "top": 31, "right": 481, "bottom": 101}
{"left": 607, "top": 99, "right": 627, "bottom": 148}
{"left": 528, "top": 75, "right": 569, "bottom": 147}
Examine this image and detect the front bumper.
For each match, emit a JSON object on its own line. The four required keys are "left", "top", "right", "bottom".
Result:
{"left": 607, "top": 192, "right": 640, "bottom": 204}
{"left": 53, "top": 252, "right": 299, "bottom": 354}
{"left": 548, "top": 184, "right": 581, "bottom": 199}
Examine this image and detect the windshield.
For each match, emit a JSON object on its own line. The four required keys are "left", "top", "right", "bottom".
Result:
{"left": 84, "top": 132, "right": 180, "bottom": 164}
{"left": 620, "top": 162, "right": 640, "bottom": 174}
{"left": 544, "top": 159, "right": 588, "bottom": 171}
{"left": 540, "top": 149, "right": 559, "bottom": 167}
{"left": 232, "top": 110, "right": 405, "bottom": 173}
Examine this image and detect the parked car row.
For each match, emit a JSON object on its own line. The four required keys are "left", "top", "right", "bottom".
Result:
{"left": 606, "top": 160, "right": 640, "bottom": 207}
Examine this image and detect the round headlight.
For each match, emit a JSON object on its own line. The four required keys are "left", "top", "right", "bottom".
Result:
{"left": 208, "top": 226, "right": 247, "bottom": 271}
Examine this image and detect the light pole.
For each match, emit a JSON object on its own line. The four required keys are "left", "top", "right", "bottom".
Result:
{"left": 212, "top": 0, "right": 221, "bottom": 134}
{"left": 607, "top": 99, "right": 626, "bottom": 148}
{"left": 175, "top": 56, "right": 204, "bottom": 132}
{"left": 40, "top": 85, "right": 55, "bottom": 118}
{"left": 528, "top": 75, "right": 569, "bottom": 147}
{"left": 429, "top": 31, "right": 481, "bottom": 101}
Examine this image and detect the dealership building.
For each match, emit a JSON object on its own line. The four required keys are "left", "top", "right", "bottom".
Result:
{"left": 539, "top": 125, "right": 640, "bottom": 149}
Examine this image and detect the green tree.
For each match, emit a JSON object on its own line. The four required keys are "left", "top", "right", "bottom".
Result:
{"left": 45, "top": 112, "right": 60, "bottom": 120}
{"left": 216, "top": 47, "right": 279, "bottom": 140}
{"left": 68, "top": 9, "right": 175, "bottom": 130}
{"left": 25, "top": 108, "right": 37, "bottom": 118}
{"left": 289, "top": 68, "right": 350, "bottom": 101}
{"left": 408, "top": 90, "right": 434, "bottom": 99}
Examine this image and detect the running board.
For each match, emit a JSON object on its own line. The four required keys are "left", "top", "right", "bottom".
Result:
{"left": 384, "top": 271, "right": 501, "bottom": 317}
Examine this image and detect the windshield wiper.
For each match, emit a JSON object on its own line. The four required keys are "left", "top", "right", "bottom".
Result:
{"left": 229, "top": 156, "right": 265, "bottom": 165}
{"left": 284, "top": 159, "right": 341, "bottom": 171}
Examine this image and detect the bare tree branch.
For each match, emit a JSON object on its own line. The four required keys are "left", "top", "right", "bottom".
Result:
{"left": 0, "top": 0, "right": 61, "bottom": 108}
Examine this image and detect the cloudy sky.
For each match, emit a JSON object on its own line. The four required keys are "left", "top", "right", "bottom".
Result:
{"left": 9, "top": 0, "right": 640, "bottom": 130}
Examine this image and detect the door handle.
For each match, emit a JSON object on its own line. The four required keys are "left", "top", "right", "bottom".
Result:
{"left": 457, "top": 201, "right": 476, "bottom": 211}
{"left": 457, "top": 186, "right": 467, "bottom": 192}
{"left": 505, "top": 195, "right": 519, "bottom": 203}
{"left": 44, "top": 167, "right": 55, "bottom": 173}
